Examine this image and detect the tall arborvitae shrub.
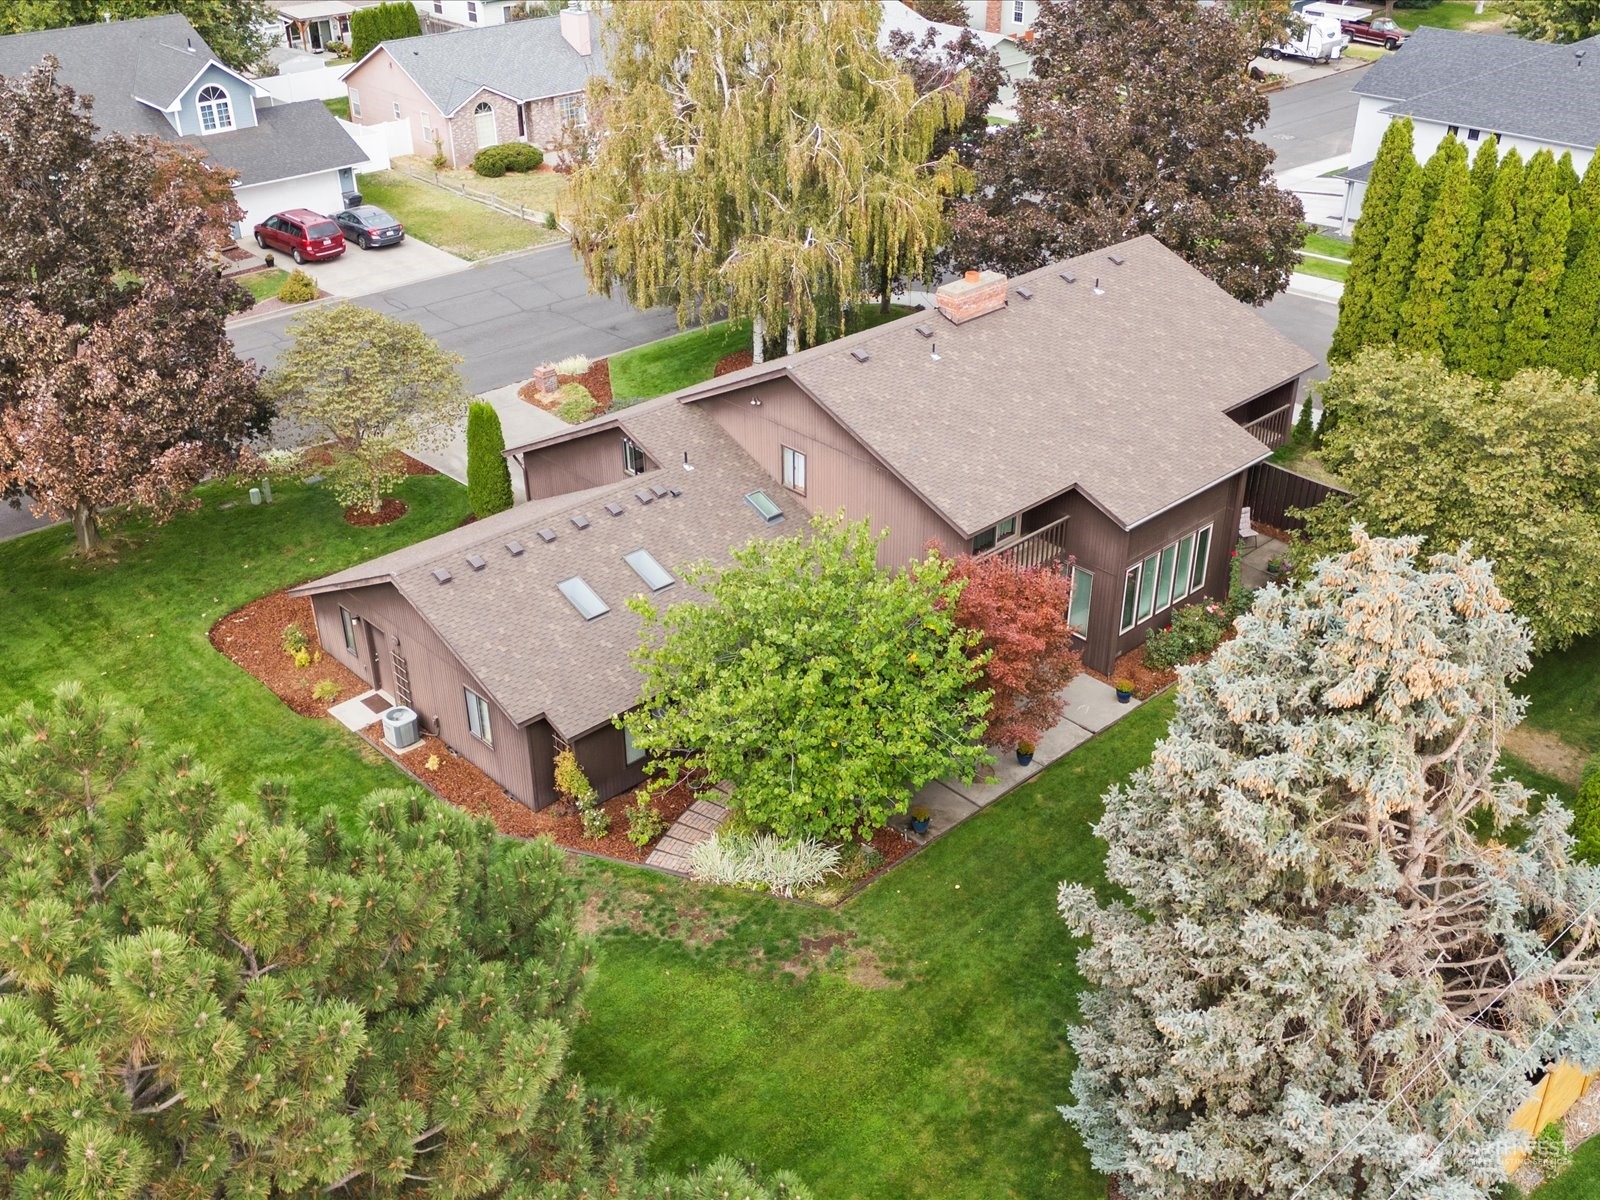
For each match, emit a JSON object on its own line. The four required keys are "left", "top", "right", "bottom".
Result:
{"left": 1556, "top": 150, "right": 1581, "bottom": 195}
{"left": 1468, "top": 133, "right": 1501, "bottom": 200}
{"left": 1452, "top": 148, "right": 1525, "bottom": 376}
{"left": 1568, "top": 152, "right": 1600, "bottom": 260}
{"left": 1502, "top": 193, "right": 1570, "bottom": 375}
{"left": 1398, "top": 137, "right": 1476, "bottom": 356}
{"left": 1330, "top": 118, "right": 1414, "bottom": 362}
{"left": 1365, "top": 156, "right": 1426, "bottom": 344}
{"left": 1515, "top": 150, "right": 1558, "bottom": 270}
{"left": 351, "top": 0, "right": 422, "bottom": 61}
{"left": 1547, "top": 219, "right": 1600, "bottom": 377}
{"left": 465, "top": 400, "right": 515, "bottom": 519}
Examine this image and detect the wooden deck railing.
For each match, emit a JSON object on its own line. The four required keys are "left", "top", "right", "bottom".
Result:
{"left": 1242, "top": 403, "right": 1295, "bottom": 449}
{"left": 976, "top": 514, "right": 1071, "bottom": 571}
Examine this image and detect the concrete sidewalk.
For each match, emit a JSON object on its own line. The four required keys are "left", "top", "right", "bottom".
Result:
{"left": 411, "top": 381, "right": 566, "bottom": 499}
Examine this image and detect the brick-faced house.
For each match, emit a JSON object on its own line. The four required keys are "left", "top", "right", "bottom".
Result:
{"left": 292, "top": 235, "right": 1314, "bottom": 812}
{"left": 339, "top": 6, "right": 600, "bottom": 167}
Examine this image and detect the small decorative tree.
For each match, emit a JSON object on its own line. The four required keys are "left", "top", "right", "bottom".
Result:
{"left": 265, "top": 305, "right": 467, "bottom": 514}
{"left": 1060, "top": 530, "right": 1600, "bottom": 1200}
{"left": 625, "top": 516, "right": 990, "bottom": 840}
{"left": 943, "top": 551, "right": 1079, "bottom": 749}
{"left": 466, "top": 400, "right": 515, "bottom": 519}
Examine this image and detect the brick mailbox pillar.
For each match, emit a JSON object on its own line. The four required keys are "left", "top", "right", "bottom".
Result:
{"left": 531, "top": 362, "right": 559, "bottom": 393}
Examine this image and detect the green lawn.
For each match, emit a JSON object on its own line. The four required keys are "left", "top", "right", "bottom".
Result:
{"left": 1517, "top": 636, "right": 1600, "bottom": 757}
{"left": 609, "top": 306, "right": 920, "bottom": 403}
{"left": 1532, "top": 1131, "right": 1600, "bottom": 1199}
{"left": 0, "top": 473, "right": 468, "bottom": 818}
{"left": 1303, "top": 230, "right": 1352, "bottom": 260}
{"left": 1394, "top": 1, "right": 1508, "bottom": 32}
{"left": 324, "top": 95, "right": 349, "bottom": 120}
{"left": 393, "top": 155, "right": 567, "bottom": 219}
{"left": 1294, "top": 255, "right": 1350, "bottom": 283}
{"left": 570, "top": 696, "right": 1174, "bottom": 1199}
{"left": 356, "top": 170, "right": 562, "bottom": 260}
{"left": 236, "top": 267, "right": 287, "bottom": 302}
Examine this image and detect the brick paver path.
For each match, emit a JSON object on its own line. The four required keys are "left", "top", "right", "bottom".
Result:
{"left": 644, "top": 797, "right": 729, "bottom": 874}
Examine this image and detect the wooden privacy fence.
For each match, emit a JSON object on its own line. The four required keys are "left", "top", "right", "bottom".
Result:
{"left": 1243, "top": 462, "right": 1349, "bottom": 533}
{"left": 1504, "top": 1060, "right": 1598, "bottom": 1171}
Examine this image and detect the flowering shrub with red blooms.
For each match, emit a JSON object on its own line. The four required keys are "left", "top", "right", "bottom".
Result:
{"left": 943, "top": 552, "right": 1081, "bottom": 749}
{"left": 1143, "top": 601, "right": 1230, "bottom": 671}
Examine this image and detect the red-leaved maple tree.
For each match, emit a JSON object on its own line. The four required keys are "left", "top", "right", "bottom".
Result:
{"left": 948, "top": 553, "right": 1080, "bottom": 749}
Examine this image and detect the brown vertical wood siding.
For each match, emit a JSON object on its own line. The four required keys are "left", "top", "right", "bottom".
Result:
{"left": 310, "top": 585, "right": 538, "bottom": 809}
{"left": 1225, "top": 379, "right": 1299, "bottom": 426}
{"left": 521, "top": 430, "right": 653, "bottom": 501}
{"left": 695, "top": 381, "right": 967, "bottom": 565}
{"left": 1037, "top": 492, "right": 1132, "bottom": 675}
{"left": 570, "top": 720, "right": 647, "bottom": 803}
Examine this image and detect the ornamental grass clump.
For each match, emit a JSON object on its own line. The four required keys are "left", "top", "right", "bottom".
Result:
{"left": 688, "top": 832, "right": 842, "bottom": 897}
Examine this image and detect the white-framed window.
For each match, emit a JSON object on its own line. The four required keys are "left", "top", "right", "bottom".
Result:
{"left": 392, "top": 101, "right": 402, "bottom": 120}
{"left": 1173, "top": 532, "right": 1196, "bottom": 604}
{"left": 971, "top": 515, "right": 1018, "bottom": 555}
{"left": 1068, "top": 565, "right": 1093, "bottom": 639}
{"left": 467, "top": 0, "right": 478, "bottom": 22}
{"left": 1190, "top": 524, "right": 1213, "bottom": 593}
{"left": 781, "top": 445, "right": 806, "bottom": 494}
{"left": 1135, "top": 551, "right": 1159, "bottom": 624}
{"left": 622, "top": 437, "right": 644, "bottom": 475}
{"left": 1120, "top": 522, "right": 1215, "bottom": 634}
{"left": 349, "top": 87, "right": 361, "bottom": 118}
{"left": 1467, "top": 128, "right": 1481, "bottom": 142}
{"left": 197, "top": 85, "right": 233, "bottom": 133}
{"left": 421, "top": 112, "right": 432, "bottom": 142}
{"left": 464, "top": 687, "right": 493, "bottom": 745}
{"left": 1154, "top": 542, "right": 1178, "bottom": 613}
{"left": 1012, "top": 0, "right": 1025, "bottom": 24}
{"left": 1120, "top": 562, "right": 1141, "bottom": 634}
{"left": 433, "top": 0, "right": 442, "bottom": 11}
{"left": 623, "top": 725, "right": 646, "bottom": 765}
{"left": 558, "top": 94, "right": 587, "bottom": 129}
{"left": 340, "top": 607, "right": 358, "bottom": 656}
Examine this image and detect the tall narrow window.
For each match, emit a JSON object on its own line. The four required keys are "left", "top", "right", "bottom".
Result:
{"left": 781, "top": 445, "right": 806, "bottom": 494}
{"left": 392, "top": 101, "right": 402, "bottom": 120}
{"left": 340, "top": 607, "right": 358, "bottom": 656}
{"left": 1154, "top": 543, "right": 1178, "bottom": 613}
{"left": 464, "top": 687, "right": 493, "bottom": 745}
{"left": 1135, "top": 552, "right": 1159, "bottom": 623}
{"left": 516, "top": 104, "right": 526, "bottom": 138}
{"left": 622, "top": 437, "right": 644, "bottom": 475}
{"left": 1012, "top": 0, "right": 1025, "bottom": 22}
{"left": 197, "top": 85, "right": 233, "bottom": 133}
{"left": 349, "top": 87, "right": 362, "bottom": 118}
{"left": 1121, "top": 564, "right": 1141, "bottom": 633}
{"left": 1190, "top": 524, "right": 1213, "bottom": 592}
{"left": 1068, "top": 566, "right": 1093, "bottom": 638}
{"left": 1173, "top": 533, "right": 1195, "bottom": 603}
{"left": 467, "top": 0, "right": 479, "bottom": 21}
{"left": 623, "top": 725, "right": 646, "bottom": 765}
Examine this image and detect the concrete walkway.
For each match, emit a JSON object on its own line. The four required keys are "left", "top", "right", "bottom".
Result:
{"left": 1238, "top": 534, "right": 1291, "bottom": 593}
{"left": 642, "top": 674, "right": 1146, "bottom": 875}
{"left": 413, "top": 380, "right": 566, "bottom": 499}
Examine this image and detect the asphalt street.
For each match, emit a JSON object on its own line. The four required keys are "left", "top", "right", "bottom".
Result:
{"left": 1258, "top": 290, "right": 1337, "bottom": 381}
{"left": 229, "top": 243, "right": 682, "bottom": 394}
{"left": 1259, "top": 70, "right": 1363, "bottom": 170}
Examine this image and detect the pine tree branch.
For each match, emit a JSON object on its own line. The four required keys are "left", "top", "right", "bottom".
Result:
{"left": 132, "top": 1089, "right": 187, "bottom": 1115}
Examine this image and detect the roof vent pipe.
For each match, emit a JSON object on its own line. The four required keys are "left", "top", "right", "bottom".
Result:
{"left": 683, "top": 450, "right": 694, "bottom": 472}
{"left": 1579, "top": 49, "right": 1588, "bottom": 68}
{"left": 1092, "top": 277, "right": 1105, "bottom": 296}
{"left": 930, "top": 341, "right": 941, "bottom": 362}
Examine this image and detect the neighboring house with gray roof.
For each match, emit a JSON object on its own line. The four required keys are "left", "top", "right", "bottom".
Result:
{"left": 1340, "top": 27, "right": 1600, "bottom": 228}
{"left": 294, "top": 234, "right": 1313, "bottom": 814}
{"left": 0, "top": 13, "right": 366, "bottom": 235}
{"left": 341, "top": 5, "right": 601, "bottom": 167}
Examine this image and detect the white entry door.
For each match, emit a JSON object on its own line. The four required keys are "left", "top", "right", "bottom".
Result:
{"left": 474, "top": 102, "right": 497, "bottom": 150}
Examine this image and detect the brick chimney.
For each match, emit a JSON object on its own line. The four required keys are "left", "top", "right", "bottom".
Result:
{"left": 559, "top": 3, "right": 592, "bottom": 56}
{"left": 935, "top": 269, "right": 1009, "bottom": 325}
{"left": 984, "top": 0, "right": 1002, "bottom": 33}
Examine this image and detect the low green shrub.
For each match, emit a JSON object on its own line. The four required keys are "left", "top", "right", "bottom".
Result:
{"left": 281, "top": 622, "right": 309, "bottom": 658}
{"left": 472, "top": 143, "right": 543, "bottom": 177}
{"left": 1143, "top": 601, "right": 1230, "bottom": 671}
{"left": 625, "top": 795, "right": 666, "bottom": 848}
{"left": 555, "top": 383, "right": 598, "bottom": 424}
{"left": 277, "top": 269, "right": 317, "bottom": 304}
{"left": 1531, "top": 1121, "right": 1572, "bottom": 1177}
{"left": 1226, "top": 540, "right": 1254, "bottom": 616}
{"left": 311, "top": 679, "right": 340, "bottom": 703}
{"left": 1572, "top": 769, "right": 1600, "bottom": 864}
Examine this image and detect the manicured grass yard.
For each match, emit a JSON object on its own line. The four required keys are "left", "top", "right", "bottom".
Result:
{"left": 356, "top": 170, "right": 562, "bottom": 260}
{"left": 1517, "top": 636, "right": 1600, "bottom": 757}
{"left": 570, "top": 698, "right": 1173, "bottom": 1199}
{"left": 1303, "top": 231, "right": 1352, "bottom": 261}
{"left": 392, "top": 155, "right": 567, "bottom": 218}
{"left": 237, "top": 267, "right": 288, "bottom": 302}
{"left": 1394, "top": 1, "right": 1507, "bottom": 32}
{"left": 1295, "top": 255, "right": 1350, "bottom": 283}
{"left": 0, "top": 474, "right": 467, "bottom": 817}
{"left": 324, "top": 96, "right": 349, "bottom": 120}
{"left": 609, "top": 306, "right": 920, "bottom": 402}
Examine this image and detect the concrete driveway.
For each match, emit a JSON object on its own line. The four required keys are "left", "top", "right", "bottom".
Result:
{"left": 231, "top": 244, "right": 682, "bottom": 394}
{"left": 244, "top": 235, "right": 471, "bottom": 300}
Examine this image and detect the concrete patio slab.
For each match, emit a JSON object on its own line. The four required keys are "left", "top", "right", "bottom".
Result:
{"left": 1032, "top": 717, "right": 1092, "bottom": 764}
{"left": 328, "top": 690, "right": 389, "bottom": 731}
{"left": 1058, "top": 674, "right": 1139, "bottom": 733}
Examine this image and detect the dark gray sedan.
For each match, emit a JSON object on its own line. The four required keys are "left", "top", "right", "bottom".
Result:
{"left": 331, "top": 205, "right": 405, "bottom": 250}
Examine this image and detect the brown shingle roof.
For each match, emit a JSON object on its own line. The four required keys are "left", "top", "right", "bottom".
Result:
{"left": 678, "top": 235, "right": 1315, "bottom": 532}
{"left": 294, "top": 401, "right": 806, "bottom": 736}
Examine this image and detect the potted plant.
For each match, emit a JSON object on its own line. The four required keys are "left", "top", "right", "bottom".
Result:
{"left": 1267, "top": 556, "right": 1286, "bottom": 577}
{"left": 1114, "top": 678, "right": 1135, "bottom": 703}
{"left": 1016, "top": 740, "right": 1035, "bottom": 766}
{"left": 908, "top": 804, "right": 932, "bottom": 835}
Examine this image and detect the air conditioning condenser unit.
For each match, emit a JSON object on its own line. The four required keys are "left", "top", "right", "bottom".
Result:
{"left": 382, "top": 706, "right": 420, "bottom": 750}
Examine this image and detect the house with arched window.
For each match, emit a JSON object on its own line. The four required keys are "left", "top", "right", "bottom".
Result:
{"left": 0, "top": 13, "right": 366, "bottom": 237}
{"left": 340, "top": 6, "right": 601, "bottom": 168}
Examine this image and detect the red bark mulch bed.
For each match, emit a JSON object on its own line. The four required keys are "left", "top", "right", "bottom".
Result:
{"left": 343, "top": 498, "right": 408, "bottom": 526}
{"left": 713, "top": 349, "right": 756, "bottom": 377}
{"left": 209, "top": 592, "right": 369, "bottom": 717}
{"left": 1082, "top": 649, "right": 1178, "bottom": 701}
{"left": 518, "top": 358, "right": 615, "bottom": 418}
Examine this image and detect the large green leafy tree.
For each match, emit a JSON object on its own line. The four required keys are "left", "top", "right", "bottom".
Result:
{"left": 1330, "top": 117, "right": 1414, "bottom": 361}
{"left": 566, "top": 0, "right": 964, "bottom": 363}
{"left": 1301, "top": 348, "right": 1600, "bottom": 650}
{"left": 1363, "top": 153, "right": 1425, "bottom": 344}
{"left": 624, "top": 516, "right": 990, "bottom": 840}
{"left": 266, "top": 305, "right": 468, "bottom": 514}
{"left": 1503, "top": 0, "right": 1600, "bottom": 41}
{"left": 0, "top": 0, "right": 275, "bottom": 72}
{"left": 1060, "top": 530, "right": 1600, "bottom": 1200}
{"left": 1501, "top": 190, "right": 1570, "bottom": 372}
{"left": 0, "top": 683, "right": 656, "bottom": 1199}
{"left": 1546, "top": 214, "right": 1600, "bottom": 376}
{"left": 949, "top": 0, "right": 1303, "bottom": 303}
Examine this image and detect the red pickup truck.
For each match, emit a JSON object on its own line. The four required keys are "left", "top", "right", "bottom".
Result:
{"left": 1341, "top": 15, "right": 1408, "bottom": 50}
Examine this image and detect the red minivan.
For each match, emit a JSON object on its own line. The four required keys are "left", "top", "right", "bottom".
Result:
{"left": 252, "top": 208, "right": 346, "bottom": 264}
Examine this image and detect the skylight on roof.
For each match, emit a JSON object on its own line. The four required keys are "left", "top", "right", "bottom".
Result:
{"left": 557, "top": 576, "right": 610, "bottom": 620}
{"left": 745, "top": 490, "right": 783, "bottom": 523}
{"left": 624, "top": 549, "right": 674, "bottom": 591}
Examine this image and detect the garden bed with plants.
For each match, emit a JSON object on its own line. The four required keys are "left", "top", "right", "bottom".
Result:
{"left": 210, "top": 592, "right": 368, "bottom": 717}
{"left": 518, "top": 355, "right": 615, "bottom": 423}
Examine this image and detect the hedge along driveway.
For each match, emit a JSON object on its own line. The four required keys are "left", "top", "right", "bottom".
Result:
{"left": 567, "top": 697, "right": 1177, "bottom": 1200}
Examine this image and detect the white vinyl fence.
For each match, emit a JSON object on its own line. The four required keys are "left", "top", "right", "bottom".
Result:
{"left": 337, "top": 118, "right": 411, "bottom": 174}
{"left": 255, "top": 63, "right": 349, "bottom": 104}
